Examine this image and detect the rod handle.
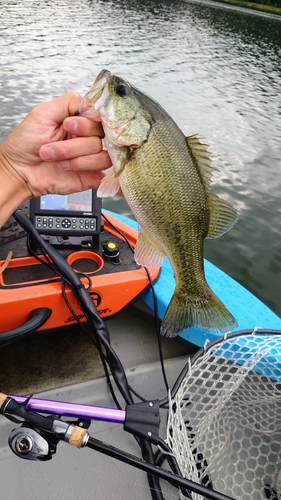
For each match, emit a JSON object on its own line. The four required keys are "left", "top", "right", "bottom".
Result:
{"left": 68, "top": 426, "right": 88, "bottom": 448}
{"left": 0, "top": 393, "right": 8, "bottom": 408}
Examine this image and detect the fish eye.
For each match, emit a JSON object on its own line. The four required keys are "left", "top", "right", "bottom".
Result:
{"left": 115, "top": 84, "right": 128, "bottom": 97}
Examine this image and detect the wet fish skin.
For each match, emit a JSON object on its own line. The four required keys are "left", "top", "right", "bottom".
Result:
{"left": 81, "top": 70, "right": 238, "bottom": 337}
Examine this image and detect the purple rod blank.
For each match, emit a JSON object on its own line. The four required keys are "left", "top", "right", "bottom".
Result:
{"left": 10, "top": 395, "right": 126, "bottom": 424}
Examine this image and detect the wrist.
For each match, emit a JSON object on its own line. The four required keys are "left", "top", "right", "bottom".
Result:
{"left": 0, "top": 147, "right": 32, "bottom": 227}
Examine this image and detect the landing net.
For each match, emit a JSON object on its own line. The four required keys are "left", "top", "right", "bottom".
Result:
{"left": 166, "top": 330, "right": 281, "bottom": 499}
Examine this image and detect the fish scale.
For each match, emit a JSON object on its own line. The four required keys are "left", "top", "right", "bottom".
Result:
{"left": 80, "top": 69, "right": 238, "bottom": 337}
{"left": 120, "top": 123, "right": 208, "bottom": 291}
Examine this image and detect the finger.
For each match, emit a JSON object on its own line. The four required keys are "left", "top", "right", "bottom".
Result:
{"left": 29, "top": 92, "right": 83, "bottom": 127}
{"left": 63, "top": 116, "right": 104, "bottom": 138}
{"left": 48, "top": 170, "right": 106, "bottom": 194}
{"left": 75, "top": 170, "right": 106, "bottom": 191}
{"left": 40, "top": 136, "right": 103, "bottom": 162}
{"left": 56, "top": 150, "right": 112, "bottom": 171}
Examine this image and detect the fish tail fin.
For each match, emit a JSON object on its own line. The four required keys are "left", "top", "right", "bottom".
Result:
{"left": 160, "top": 286, "right": 238, "bottom": 338}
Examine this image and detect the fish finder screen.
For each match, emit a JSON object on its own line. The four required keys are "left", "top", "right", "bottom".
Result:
{"left": 40, "top": 190, "right": 92, "bottom": 212}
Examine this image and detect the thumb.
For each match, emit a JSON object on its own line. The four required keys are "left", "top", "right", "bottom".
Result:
{"left": 29, "top": 92, "right": 83, "bottom": 126}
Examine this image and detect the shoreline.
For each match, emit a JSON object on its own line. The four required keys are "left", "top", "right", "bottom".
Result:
{"left": 212, "top": 0, "right": 281, "bottom": 15}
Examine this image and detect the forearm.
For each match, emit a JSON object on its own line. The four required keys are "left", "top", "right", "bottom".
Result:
{"left": 0, "top": 148, "right": 32, "bottom": 227}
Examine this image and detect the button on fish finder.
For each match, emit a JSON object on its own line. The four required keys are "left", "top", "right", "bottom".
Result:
{"left": 61, "top": 218, "right": 71, "bottom": 229}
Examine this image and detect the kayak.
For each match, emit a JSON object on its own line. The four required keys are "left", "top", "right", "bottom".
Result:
{"left": 0, "top": 208, "right": 160, "bottom": 338}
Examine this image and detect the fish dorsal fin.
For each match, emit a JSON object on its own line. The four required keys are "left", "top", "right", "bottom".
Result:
{"left": 186, "top": 134, "right": 213, "bottom": 191}
{"left": 207, "top": 192, "right": 238, "bottom": 238}
{"left": 186, "top": 134, "right": 238, "bottom": 237}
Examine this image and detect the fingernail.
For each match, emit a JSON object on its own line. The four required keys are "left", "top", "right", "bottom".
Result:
{"left": 56, "top": 160, "right": 70, "bottom": 170}
{"left": 64, "top": 118, "right": 78, "bottom": 133}
{"left": 40, "top": 146, "right": 55, "bottom": 160}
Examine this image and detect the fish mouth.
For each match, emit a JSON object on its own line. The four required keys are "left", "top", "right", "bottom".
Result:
{"left": 76, "top": 69, "right": 111, "bottom": 119}
{"left": 77, "top": 70, "right": 139, "bottom": 146}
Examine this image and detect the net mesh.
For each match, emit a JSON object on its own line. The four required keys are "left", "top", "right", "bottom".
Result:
{"left": 166, "top": 332, "right": 281, "bottom": 500}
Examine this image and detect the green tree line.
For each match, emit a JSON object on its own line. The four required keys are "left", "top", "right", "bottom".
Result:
{"left": 249, "top": 0, "right": 281, "bottom": 6}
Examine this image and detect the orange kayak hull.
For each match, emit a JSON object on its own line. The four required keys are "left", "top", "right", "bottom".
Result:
{"left": 0, "top": 212, "right": 160, "bottom": 333}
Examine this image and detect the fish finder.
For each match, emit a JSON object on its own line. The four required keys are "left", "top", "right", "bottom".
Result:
{"left": 30, "top": 189, "right": 101, "bottom": 247}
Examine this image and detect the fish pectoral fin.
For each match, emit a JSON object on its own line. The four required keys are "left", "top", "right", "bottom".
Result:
{"left": 134, "top": 229, "right": 166, "bottom": 268}
{"left": 207, "top": 192, "right": 238, "bottom": 238}
{"left": 97, "top": 169, "right": 120, "bottom": 197}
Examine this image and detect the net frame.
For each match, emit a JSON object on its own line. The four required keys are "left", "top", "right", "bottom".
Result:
{"left": 166, "top": 329, "right": 281, "bottom": 500}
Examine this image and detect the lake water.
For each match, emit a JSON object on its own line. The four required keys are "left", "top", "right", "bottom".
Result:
{"left": 1, "top": 0, "right": 281, "bottom": 319}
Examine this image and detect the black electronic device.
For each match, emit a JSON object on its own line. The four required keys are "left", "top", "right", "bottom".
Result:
{"left": 30, "top": 190, "right": 102, "bottom": 246}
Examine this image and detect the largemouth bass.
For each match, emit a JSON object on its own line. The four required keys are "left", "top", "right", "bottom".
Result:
{"left": 79, "top": 69, "right": 238, "bottom": 337}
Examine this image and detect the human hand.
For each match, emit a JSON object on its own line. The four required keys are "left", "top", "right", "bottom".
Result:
{"left": 0, "top": 92, "right": 112, "bottom": 199}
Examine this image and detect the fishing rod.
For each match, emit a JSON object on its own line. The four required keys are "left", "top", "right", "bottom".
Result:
{"left": 0, "top": 390, "right": 235, "bottom": 500}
